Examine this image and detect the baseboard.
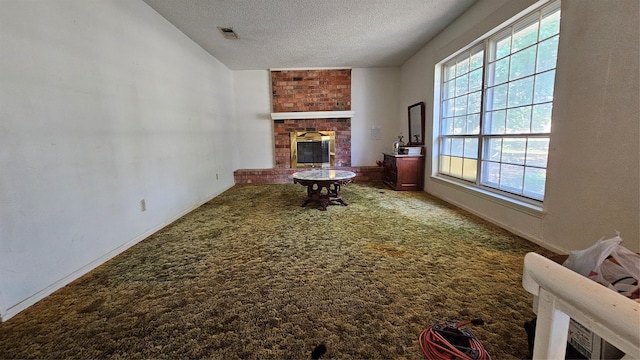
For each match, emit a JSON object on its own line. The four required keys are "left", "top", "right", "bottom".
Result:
{"left": 427, "top": 190, "right": 566, "bottom": 255}
{"left": 1, "top": 234, "right": 152, "bottom": 322}
{"left": 0, "top": 186, "right": 232, "bottom": 322}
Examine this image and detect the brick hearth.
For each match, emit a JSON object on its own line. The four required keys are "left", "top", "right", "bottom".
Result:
{"left": 233, "top": 166, "right": 383, "bottom": 184}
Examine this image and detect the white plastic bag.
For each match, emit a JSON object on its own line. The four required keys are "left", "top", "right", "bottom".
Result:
{"left": 563, "top": 234, "right": 639, "bottom": 299}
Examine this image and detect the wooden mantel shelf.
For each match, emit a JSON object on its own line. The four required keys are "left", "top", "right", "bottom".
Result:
{"left": 270, "top": 111, "right": 354, "bottom": 120}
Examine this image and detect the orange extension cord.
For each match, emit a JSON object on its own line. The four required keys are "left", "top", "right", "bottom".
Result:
{"left": 419, "top": 320, "right": 492, "bottom": 360}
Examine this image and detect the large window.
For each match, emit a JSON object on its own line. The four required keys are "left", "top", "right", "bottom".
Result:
{"left": 438, "top": 1, "right": 560, "bottom": 202}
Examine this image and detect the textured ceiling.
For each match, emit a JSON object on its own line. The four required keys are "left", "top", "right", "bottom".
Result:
{"left": 142, "top": 0, "right": 477, "bottom": 70}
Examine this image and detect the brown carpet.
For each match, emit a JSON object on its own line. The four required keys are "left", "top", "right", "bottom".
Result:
{"left": 0, "top": 182, "right": 555, "bottom": 359}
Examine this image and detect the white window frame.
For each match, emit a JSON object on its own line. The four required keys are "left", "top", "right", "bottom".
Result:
{"left": 433, "top": 0, "right": 560, "bottom": 209}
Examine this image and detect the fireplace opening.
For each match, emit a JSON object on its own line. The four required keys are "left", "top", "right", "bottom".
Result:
{"left": 290, "top": 131, "right": 335, "bottom": 168}
{"left": 298, "top": 141, "right": 328, "bottom": 164}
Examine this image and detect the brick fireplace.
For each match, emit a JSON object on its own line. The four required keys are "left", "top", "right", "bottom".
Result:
{"left": 233, "top": 69, "right": 382, "bottom": 184}
{"left": 274, "top": 118, "right": 350, "bottom": 168}
{"left": 272, "top": 69, "right": 352, "bottom": 168}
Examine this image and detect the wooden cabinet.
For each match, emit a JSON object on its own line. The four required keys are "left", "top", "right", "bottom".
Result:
{"left": 382, "top": 152, "right": 424, "bottom": 191}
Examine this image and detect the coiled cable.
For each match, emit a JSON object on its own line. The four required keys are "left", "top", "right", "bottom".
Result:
{"left": 419, "top": 319, "right": 491, "bottom": 360}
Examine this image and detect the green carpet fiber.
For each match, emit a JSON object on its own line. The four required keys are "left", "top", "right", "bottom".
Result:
{"left": 0, "top": 182, "right": 555, "bottom": 359}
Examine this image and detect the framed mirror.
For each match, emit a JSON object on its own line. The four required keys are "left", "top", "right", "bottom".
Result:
{"left": 408, "top": 102, "right": 425, "bottom": 145}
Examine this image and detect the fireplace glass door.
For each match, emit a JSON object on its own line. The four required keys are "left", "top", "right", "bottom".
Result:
{"left": 290, "top": 131, "right": 335, "bottom": 168}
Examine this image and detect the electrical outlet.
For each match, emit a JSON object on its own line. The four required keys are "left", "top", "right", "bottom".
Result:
{"left": 216, "top": 173, "right": 219, "bottom": 180}
{"left": 140, "top": 199, "right": 146, "bottom": 212}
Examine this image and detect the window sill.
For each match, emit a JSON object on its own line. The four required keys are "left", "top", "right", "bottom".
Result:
{"left": 431, "top": 175, "right": 546, "bottom": 219}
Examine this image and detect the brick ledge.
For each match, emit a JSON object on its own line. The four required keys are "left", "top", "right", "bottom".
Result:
{"left": 234, "top": 166, "right": 383, "bottom": 184}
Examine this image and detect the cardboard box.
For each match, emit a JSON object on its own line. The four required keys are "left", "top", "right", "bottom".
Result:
{"left": 568, "top": 319, "right": 624, "bottom": 359}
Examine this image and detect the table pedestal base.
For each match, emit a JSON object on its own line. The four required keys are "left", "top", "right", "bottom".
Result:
{"left": 295, "top": 179, "right": 350, "bottom": 211}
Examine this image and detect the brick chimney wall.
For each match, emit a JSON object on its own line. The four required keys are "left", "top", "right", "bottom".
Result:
{"left": 271, "top": 69, "right": 351, "bottom": 112}
{"left": 271, "top": 69, "right": 352, "bottom": 168}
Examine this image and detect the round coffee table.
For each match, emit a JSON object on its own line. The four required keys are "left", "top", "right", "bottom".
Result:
{"left": 292, "top": 169, "right": 356, "bottom": 211}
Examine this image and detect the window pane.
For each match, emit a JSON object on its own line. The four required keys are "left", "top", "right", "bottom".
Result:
{"left": 534, "top": 70, "right": 555, "bottom": 103}
{"left": 537, "top": 36, "right": 559, "bottom": 72}
{"left": 500, "top": 164, "right": 524, "bottom": 192}
{"left": 470, "top": 49, "right": 484, "bottom": 70}
{"left": 443, "top": 99, "right": 455, "bottom": 117}
{"left": 509, "top": 46, "right": 537, "bottom": 80}
{"left": 455, "top": 95, "right": 468, "bottom": 116}
{"left": 455, "top": 75, "right": 469, "bottom": 96}
{"left": 523, "top": 167, "right": 546, "bottom": 200}
{"left": 457, "top": 56, "right": 470, "bottom": 76}
{"left": 462, "top": 158, "right": 478, "bottom": 181}
{"left": 469, "top": 68, "right": 483, "bottom": 92}
{"left": 450, "top": 156, "right": 463, "bottom": 178}
{"left": 485, "top": 138, "right": 502, "bottom": 162}
{"left": 444, "top": 63, "right": 456, "bottom": 81}
{"left": 506, "top": 106, "right": 532, "bottom": 134}
{"left": 493, "top": 31, "right": 512, "bottom": 60}
{"left": 526, "top": 138, "right": 549, "bottom": 167}
{"left": 453, "top": 116, "right": 466, "bottom": 134}
{"left": 482, "top": 161, "right": 501, "bottom": 187}
{"left": 508, "top": 77, "right": 534, "bottom": 107}
{"left": 441, "top": 117, "right": 453, "bottom": 135}
{"left": 440, "top": 137, "right": 452, "bottom": 155}
{"left": 487, "top": 84, "right": 507, "bottom": 110}
{"left": 443, "top": 80, "right": 456, "bottom": 100}
{"left": 464, "top": 138, "right": 478, "bottom": 159}
{"left": 451, "top": 138, "right": 464, "bottom": 157}
{"left": 502, "top": 138, "right": 526, "bottom": 165}
{"left": 468, "top": 91, "right": 482, "bottom": 114}
{"left": 466, "top": 114, "right": 480, "bottom": 134}
{"left": 485, "top": 110, "right": 506, "bottom": 134}
{"left": 540, "top": 5, "right": 561, "bottom": 40}
{"left": 512, "top": 17, "right": 539, "bottom": 53}
{"left": 490, "top": 58, "right": 510, "bottom": 85}
{"left": 531, "top": 103, "right": 552, "bottom": 132}
{"left": 440, "top": 155, "right": 451, "bottom": 174}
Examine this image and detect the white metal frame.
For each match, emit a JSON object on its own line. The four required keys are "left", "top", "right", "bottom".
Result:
{"left": 436, "top": 1, "right": 560, "bottom": 204}
{"left": 522, "top": 252, "right": 640, "bottom": 359}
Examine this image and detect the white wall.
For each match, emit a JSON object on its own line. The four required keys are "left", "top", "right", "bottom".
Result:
{"left": 0, "top": 0, "right": 236, "bottom": 321}
{"left": 233, "top": 70, "right": 274, "bottom": 169}
{"left": 232, "top": 68, "right": 402, "bottom": 168}
{"left": 400, "top": 0, "right": 640, "bottom": 253}
{"left": 351, "top": 68, "right": 401, "bottom": 165}
{"left": 542, "top": 0, "right": 639, "bottom": 253}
